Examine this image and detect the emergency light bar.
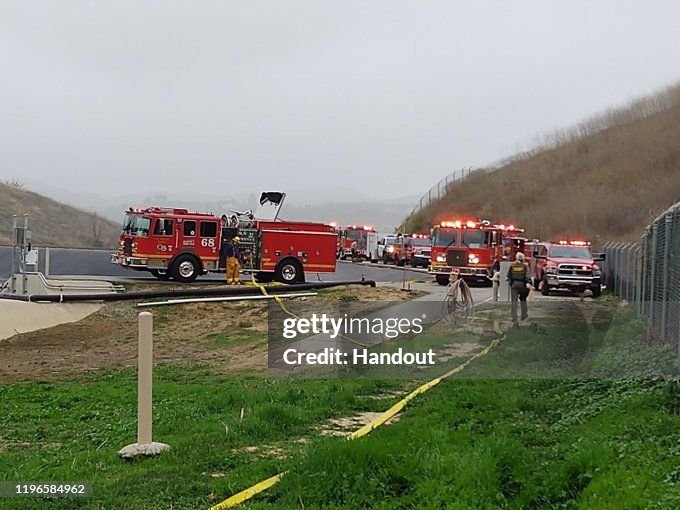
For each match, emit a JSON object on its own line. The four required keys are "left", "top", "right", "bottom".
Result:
{"left": 439, "top": 220, "right": 462, "bottom": 228}
{"left": 557, "top": 240, "right": 591, "bottom": 246}
{"left": 439, "top": 220, "right": 479, "bottom": 228}
{"left": 492, "top": 223, "right": 525, "bottom": 233}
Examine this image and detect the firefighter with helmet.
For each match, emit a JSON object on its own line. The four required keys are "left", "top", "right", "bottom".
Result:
{"left": 225, "top": 236, "right": 242, "bottom": 285}
{"left": 507, "top": 251, "right": 531, "bottom": 325}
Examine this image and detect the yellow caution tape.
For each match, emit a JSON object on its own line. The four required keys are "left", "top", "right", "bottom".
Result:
{"left": 209, "top": 319, "right": 504, "bottom": 509}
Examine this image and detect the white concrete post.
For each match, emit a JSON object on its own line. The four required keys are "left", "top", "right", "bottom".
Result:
{"left": 44, "top": 247, "right": 50, "bottom": 277}
{"left": 118, "top": 312, "right": 169, "bottom": 458}
{"left": 498, "top": 261, "right": 513, "bottom": 302}
{"left": 137, "top": 312, "right": 153, "bottom": 445}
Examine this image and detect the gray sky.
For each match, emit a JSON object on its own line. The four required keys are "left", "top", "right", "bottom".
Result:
{"left": 1, "top": 0, "right": 679, "bottom": 201}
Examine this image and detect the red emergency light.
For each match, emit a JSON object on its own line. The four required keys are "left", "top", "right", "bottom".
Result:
{"left": 439, "top": 219, "right": 481, "bottom": 228}
{"left": 439, "top": 220, "right": 461, "bottom": 228}
{"left": 557, "top": 240, "right": 591, "bottom": 246}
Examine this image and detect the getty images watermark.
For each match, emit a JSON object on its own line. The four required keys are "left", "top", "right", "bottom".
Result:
{"left": 268, "top": 301, "right": 447, "bottom": 378}
{"left": 281, "top": 313, "right": 435, "bottom": 367}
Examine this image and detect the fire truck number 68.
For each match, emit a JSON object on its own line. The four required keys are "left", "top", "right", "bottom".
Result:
{"left": 201, "top": 238, "right": 216, "bottom": 248}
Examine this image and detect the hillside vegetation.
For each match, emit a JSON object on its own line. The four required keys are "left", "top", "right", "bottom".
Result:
{"left": 0, "top": 181, "right": 120, "bottom": 248}
{"left": 404, "top": 82, "right": 680, "bottom": 242}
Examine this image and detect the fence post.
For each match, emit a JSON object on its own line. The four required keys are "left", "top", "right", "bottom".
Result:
{"left": 623, "top": 244, "right": 630, "bottom": 301}
{"left": 646, "top": 223, "right": 659, "bottom": 344}
{"left": 640, "top": 234, "right": 648, "bottom": 316}
{"left": 10, "top": 216, "right": 17, "bottom": 294}
{"left": 660, "top": 215, "right": 672, "bottom": 342}
{"left": 625, "top": 243, "right": 633, "bottom": 302}
{"left": 614, "top": 243, "right": 622, "bottom": 295}
{"left": 606, "top": 242, "right": 613, "bottom": 290}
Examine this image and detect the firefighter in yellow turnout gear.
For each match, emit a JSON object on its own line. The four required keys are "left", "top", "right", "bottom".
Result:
{"left": 507, "top": 252, "right": 531, "bottom": 325}
{"left": 225, "top": 236, "right": 242, "bottom": 285}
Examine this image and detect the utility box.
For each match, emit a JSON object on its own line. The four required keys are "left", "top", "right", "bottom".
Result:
{"left": 25, "top": 249, "right": 39, "bottom": 270}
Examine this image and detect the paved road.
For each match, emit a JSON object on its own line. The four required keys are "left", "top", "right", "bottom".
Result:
{"left": 0, "top": 246, "right": 431, "bottom": 283}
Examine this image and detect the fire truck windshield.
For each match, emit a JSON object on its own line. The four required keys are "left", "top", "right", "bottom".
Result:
{"left": 346, "top": 230, "right": 366, "bottom": 241}
{"left": 550, "top": 246, "right": 592, "bottom": 259}
{"left": 121, "top": 214, "right": 151, "bottom": 238}
{"left": 409, "top": 237, "right": 430, "bottom": 247}
{"left": 433, "top": 228, "right": 456, "bottom": 247}
{"left": 460, "top": 229, "right": 487, "bottom": 248}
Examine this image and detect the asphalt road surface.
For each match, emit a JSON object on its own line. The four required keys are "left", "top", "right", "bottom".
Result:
{"left": 0, "top": 246, "right": 431, "bottom": 284}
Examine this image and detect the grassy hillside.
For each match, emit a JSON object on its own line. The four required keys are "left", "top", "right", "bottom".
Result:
{"left": 404, "top": 82, "right": 680, "bottom": 242}
{"left": 0, "top": 181, "right": 120, "bottom": 248}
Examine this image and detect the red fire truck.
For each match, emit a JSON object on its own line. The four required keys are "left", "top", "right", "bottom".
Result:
{"left": 337, "top": 225, "right": 375, "bottom": 260}
{"left": 531, "top": 240, "right": 605, "bottom": 297}
{"left": 496, "top": 224, "right": 532, "bottom": 262}
{"left": 111, "top": 193, "right": 338, "bottom": 284}
{"left": 428, "top": 219, "right": 522, "bottom": 285}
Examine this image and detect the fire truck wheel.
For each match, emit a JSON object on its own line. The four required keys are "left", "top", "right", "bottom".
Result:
{"left": 150, "top": 269, "right": 171, "bottom": 280}
{"left": 170, "top": 254, "right": 200, "bottom": 283}
{"left": 275, "top": 258, "right": 304, "bottom": 284}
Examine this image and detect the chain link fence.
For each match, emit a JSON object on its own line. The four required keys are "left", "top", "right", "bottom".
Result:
{"left": 407, "top": 167, "right": 474, "bottom": 218}
{"left": 603, "top": 201, "right": 680, "bottom": 352}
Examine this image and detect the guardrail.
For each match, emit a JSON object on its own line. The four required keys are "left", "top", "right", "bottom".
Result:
{"left": 603, "top": 201, "right": 680, "bottom": 349}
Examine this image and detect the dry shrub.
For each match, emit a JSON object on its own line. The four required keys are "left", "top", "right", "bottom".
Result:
{"left": 405, "top": 82, "right": 680, "bottom": 243}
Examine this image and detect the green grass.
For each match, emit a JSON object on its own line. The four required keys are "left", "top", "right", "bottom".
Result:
{"left": 262, "top": 379, "right": 680, "bottom": 509}
{"left": 0, "top": 368, "right": 406, "bottom": 509}
{"left": 246, "top": 305, "right": 680, "bottom": 509}
{"left": 1, "top": 306, "right": 679, "bottom": 509}
{"left": 204, "top": 330, "right": 264, "bottom": 349}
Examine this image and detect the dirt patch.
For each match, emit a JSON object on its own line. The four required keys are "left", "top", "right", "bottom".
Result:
{"left": 436, "top": 342, "right": 483, "bottom": 363}
{"left": 233, "top": 444, "right": 288, "bottom": 460}
{"left": 0, "top": 284, "right": 418, "bottom": 382}
{"left": 318, "top": 411, "right": 400, "bottom": 437}
{"left": 0, "top": 296, "right": 272, "bottom": 382}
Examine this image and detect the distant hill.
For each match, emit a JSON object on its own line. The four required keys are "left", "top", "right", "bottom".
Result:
{"left": 21, "top": 183, "right": 418, "bottom": 233}
{"left": 0, "top": 181, "right": 119, "bottom": 248}
{"left": 403, "top": 82, "right": 680, "bottom": 243}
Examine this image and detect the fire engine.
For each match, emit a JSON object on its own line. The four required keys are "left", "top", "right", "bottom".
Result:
{"left": 532, "top": 240, "right": 605, "bottom": 297}
{"left": 111, "top": 192, "right": 338, "bottom": 284}
{"left": 495, "top": 224, "right": 532, "bottom": 262}
{"left": 337, "top": 225, "right": 375, "bottom": 260}
{"left": 429, "top": 219, "right": 519, "bottom": 285}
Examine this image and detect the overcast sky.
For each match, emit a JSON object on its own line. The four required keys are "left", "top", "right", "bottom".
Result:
{"left": 1, "top": 1, "right": 679, "bottom": 201}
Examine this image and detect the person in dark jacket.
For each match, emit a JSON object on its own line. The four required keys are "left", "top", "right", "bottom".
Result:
{"left": 507, "top": 252, "right": 531, "bottom": 324}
